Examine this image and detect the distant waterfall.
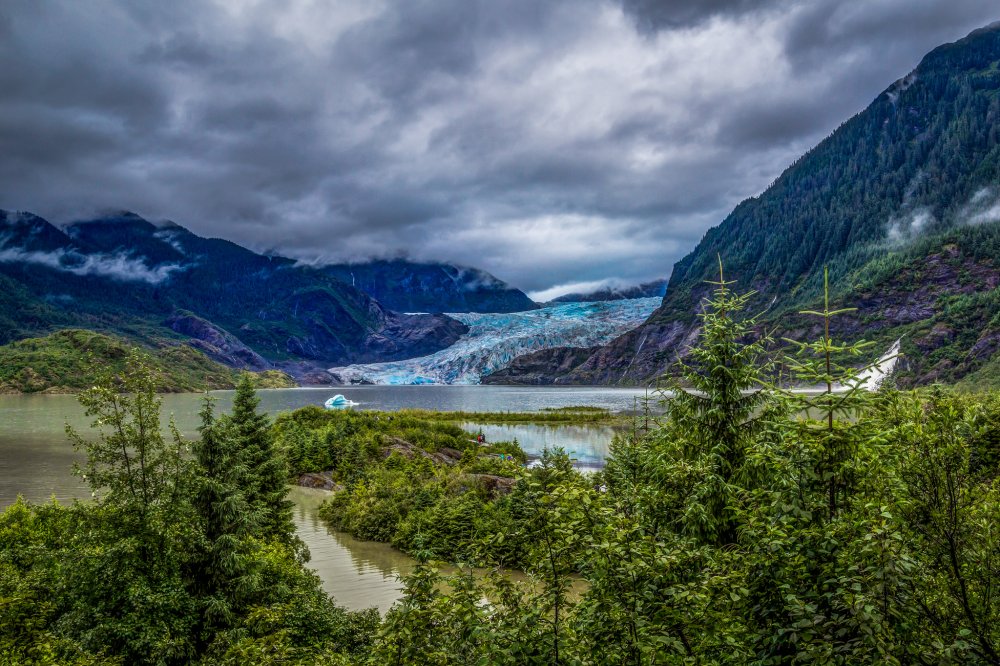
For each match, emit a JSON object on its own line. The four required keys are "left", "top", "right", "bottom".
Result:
{"left": 855, "top": 339, "right": 902, "bottom": 391}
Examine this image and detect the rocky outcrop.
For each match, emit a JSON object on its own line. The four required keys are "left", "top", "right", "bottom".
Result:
{"left": 381, "top": 437, "right": 465, "bottom": 465}
{"left": 482, "top": 346, "right": 599, "bottom": 384}
{"left": 466, "top": 474, "right": 517, "bottom": 497}
{"left": 367, "top": 312, "right": 468, "bottom": 361}
{"left": 559, "top": 319, "right": 696, "bottom": 384}
{"left": 275, "top": 360, "right": 340, "bottom": 385}
{"left": 968, "top": 330, "right": 1000, "bottom": 361}
{"left": 166, "top": 313, "right": 271, "bottom": 370}
{"left": 485, "top": 318, "right": 697, "bottom": 385}
{"left": 297, "top": 471, "right": 343, "bottom": 491}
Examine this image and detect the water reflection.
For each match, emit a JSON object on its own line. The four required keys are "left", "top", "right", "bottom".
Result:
{"left": 290, "top": 487, "right": 417, "bottom": 613}
{"left": 461, "top": 422, "right": 619, "bottom": 472}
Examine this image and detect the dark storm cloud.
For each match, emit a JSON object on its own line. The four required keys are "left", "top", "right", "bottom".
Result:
{"left": 0, "top": 0, "right": 997, "bottom": 297}
{"left": 619, "top": 0, "right": 784, "bottom": 32}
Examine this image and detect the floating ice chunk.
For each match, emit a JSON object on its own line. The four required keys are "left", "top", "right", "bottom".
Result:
{"left": 324, "top": 394, "right": 357, "bottom": 409}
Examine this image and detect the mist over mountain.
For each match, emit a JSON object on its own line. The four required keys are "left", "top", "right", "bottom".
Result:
{"left": 549, "top": 279, "right": 667, "bottom": 304}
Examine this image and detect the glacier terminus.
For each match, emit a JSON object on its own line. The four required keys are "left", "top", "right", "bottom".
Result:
{"left": 328, "top": 298, "right": 660, "bottom": 385}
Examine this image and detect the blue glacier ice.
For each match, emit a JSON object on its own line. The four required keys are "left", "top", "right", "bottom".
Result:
{"left": 324, "top": 394, "right": 357, "bottom": 409}
{"left": 329, "top": 297, "right": 660, "bottom": 385}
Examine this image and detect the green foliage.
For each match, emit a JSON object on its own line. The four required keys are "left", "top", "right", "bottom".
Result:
{"left": 223, "top": 375, "right": 296, "bottom": 544}
{"left": 0, "top": 329, "right": 293, "bottom": 393}
{"left": 394, "top": 407, "right": 621, "bottom": 424}
{"left": 370, "top": 266, "right": 1000, "bottom": 664}
{"left": 251, "top": 369, "right": 297, "bottom": 389}
{"left": 661, "top": 257, "right": 776, "bottom": 545}
{"left": 5, "top": 268, "right": 1000, "bottom": 663}
{"left": 0, "top": 349, "right": 374, "bottom": 664}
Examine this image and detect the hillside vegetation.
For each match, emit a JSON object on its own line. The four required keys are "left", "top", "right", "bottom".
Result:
{"left": 0, "top": 329, "right": 295, "bottom": 393}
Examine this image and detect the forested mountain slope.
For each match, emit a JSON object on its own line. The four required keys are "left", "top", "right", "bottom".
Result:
{"left": 0, "top": 329, "right": 294, "bottom": 393}
{"left": 490, "top": 22, "right": 1000, "bottom": 387}
{"left": 0, "top": 210, "right": 467, "bottom": 378}
{"left": 321, "top": 259, "right": 537, "bottom": 313}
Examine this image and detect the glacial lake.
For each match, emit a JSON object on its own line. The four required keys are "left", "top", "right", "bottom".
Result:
{"left": 0, "top": 385, "right": 653, "bottom": 612}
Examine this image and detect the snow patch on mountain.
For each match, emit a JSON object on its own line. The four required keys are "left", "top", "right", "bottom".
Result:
{"left": 330, "top": 298, "right": 660, "bottom": 385}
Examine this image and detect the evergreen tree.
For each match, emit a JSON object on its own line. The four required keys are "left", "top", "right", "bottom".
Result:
{"left": 781, "top": 266, "right": 882, "bottom": 520}
{"left": 658, "top": 256, "right": 776, "bottom": 545}
{"left": 190, "top": 395, "right": 258, "bottom": 639}
{"left": 224, "top": 374, "right": 294, "bottom": 543}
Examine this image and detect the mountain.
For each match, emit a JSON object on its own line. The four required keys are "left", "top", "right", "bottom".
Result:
{"left": 329, "top": 298, "right": 660, "bottom": 385}
{"left": 549, "top": 279, "right": 667, "bottom": 303}
{"left": 320, "top": 259, "right": 537, "bottom": 313}
{"left": 0, "top": 210, "right": 468, "bottom": 381}
{"left": 490, "top": 22, "right": 1000, "bottom": 388}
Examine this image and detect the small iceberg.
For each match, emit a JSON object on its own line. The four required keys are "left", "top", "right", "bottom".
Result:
{"left": 324, "top": 394, "right": 357, "bottom": 409}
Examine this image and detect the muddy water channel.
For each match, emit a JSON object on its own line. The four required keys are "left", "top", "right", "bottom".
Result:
{"left": 0, "top": 387, "right": 634, "bottom": 611}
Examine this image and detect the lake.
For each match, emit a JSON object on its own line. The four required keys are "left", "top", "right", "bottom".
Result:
{"left": 0, "top": 385, "right": 649, "bottom": 611}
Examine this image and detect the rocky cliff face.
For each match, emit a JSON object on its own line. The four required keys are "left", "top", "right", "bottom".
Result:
{"left": 481, "top": 346, "right": 599, "bottom": 385}
{"left": 166, "top": 313, "right": 272, "bottom": 371}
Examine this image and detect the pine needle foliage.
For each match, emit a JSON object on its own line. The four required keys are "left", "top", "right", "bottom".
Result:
{"left": 781, "top": 266, "right": 891, "bottom": 520}
{"left": 657, "top": 257, "right": 776, "bottom": 545}
{"left": 221, "top": 374, "right": 295, "bottom": 544}
{"left": 191, "top": 395, "right": 259, "bottom": 639}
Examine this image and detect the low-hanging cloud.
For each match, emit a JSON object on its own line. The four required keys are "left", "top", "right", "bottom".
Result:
{"left": 0, "top": 244, "right": 185, "bottom": 284}
{"left": 960, "top": 187, "right": 1000, "bottom": 226}
{"left": 0, "top": 1, "right": 996, "bottom": 293}
{"left": 886, "top": 207, "right": 935, "bottom": 245}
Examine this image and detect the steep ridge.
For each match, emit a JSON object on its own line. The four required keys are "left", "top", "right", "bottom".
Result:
{"left": 0, "top": 210, "right": 467, "bottom": 377}
{"left": 320, "top": 259, "right": 537, "bottom": 314}
{"left": 497, "top": 23, "right": 1000, "bottom": 387}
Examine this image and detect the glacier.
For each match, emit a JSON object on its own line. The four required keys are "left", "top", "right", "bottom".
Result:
{"left": 329, "top": 297, "right": 660, "bottom": 385}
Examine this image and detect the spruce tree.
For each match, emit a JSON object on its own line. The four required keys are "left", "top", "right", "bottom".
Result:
{"left": 781, "top": 266, "right": 882, "bottom": 519}
{"left": 225, "top": 374, "right": 295, "bottom": 543}
{"left": 190, "top": 395, "right": 256, "bottom": 637}
{"left": 661, "top": 256, "right": 775, "bottom": 545}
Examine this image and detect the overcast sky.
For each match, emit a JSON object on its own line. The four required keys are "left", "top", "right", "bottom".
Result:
{"left": 0, "top": 1, "right": 996, "bottom": 299}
